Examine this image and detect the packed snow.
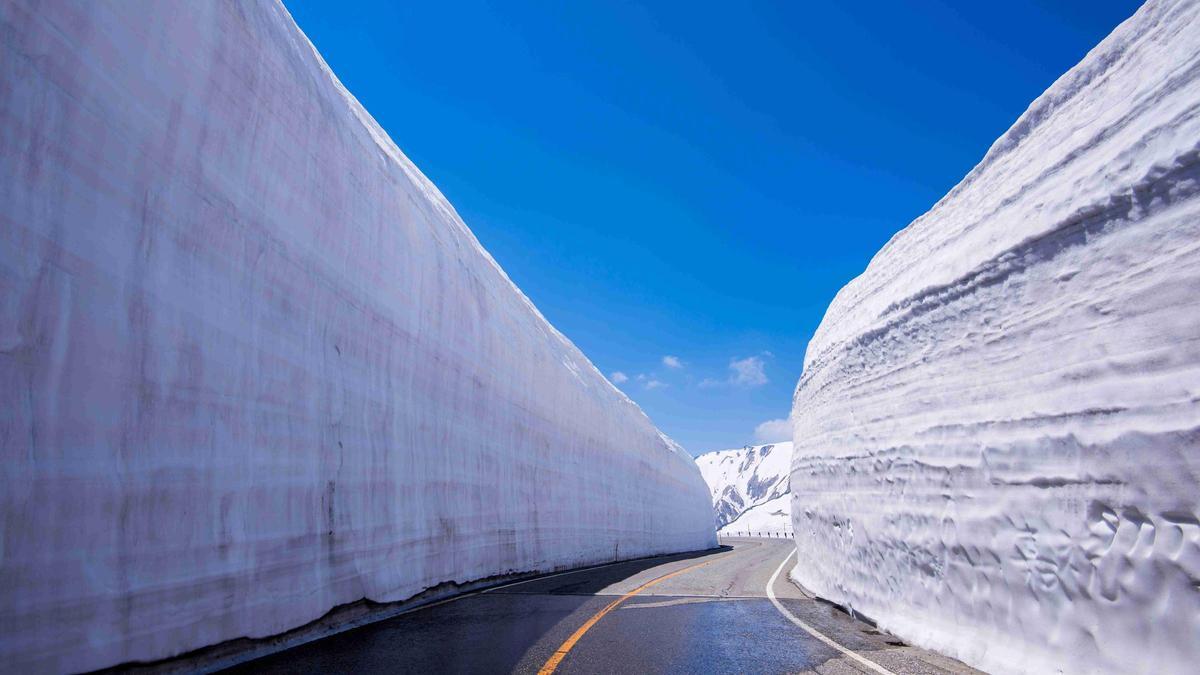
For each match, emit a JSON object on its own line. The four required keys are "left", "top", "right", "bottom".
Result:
{"left": 719, "top": 495, "right": 791, "bottom": 537}
{"left": 696, "top": 442, "right": 792, "bottom": 535}
{"left": 0, "top": 1, "right": 715, "bottom": 671}
{"left": 789, "top": 1, "right": 1200, "bottom": 674}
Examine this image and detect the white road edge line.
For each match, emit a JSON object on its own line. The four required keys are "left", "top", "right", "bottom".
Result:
{"left": 485, "top": 544, "right": 740, "bottom": 594}
{"left": 766, "top": 549, "right": 896, "bottom": 675}
{"left": 382, "top": 552, "right": 686, "bottom": 624}
{"left": 385, "top": 554, "right": 654, "bottom": 620}
{"left": 482, "top": 559, "right": 633, "bottom": 593}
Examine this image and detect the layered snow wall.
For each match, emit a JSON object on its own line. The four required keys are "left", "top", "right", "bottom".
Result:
{"left": 790, "top": 2, "right": 1200, "bottom": 673}
{"left": 0, "top": 2, "right": 715, "bottom": 671}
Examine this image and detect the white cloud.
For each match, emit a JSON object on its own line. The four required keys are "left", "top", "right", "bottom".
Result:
{"left": 697, "top": 353, "right": 771, "bottom": 388}
{"left": 644, "top": 379, "right": 667, "bottom": 390}
{"left": 754, "top": 418, "right": 792, "bottom": 444}
{"left": 729, "top": 355, "right": 768, "bottom": 387}
{"left": 662, "top": 355, "right": 684, "bottom": 369}
{"left": 610, "top": 371, "right": 628, "bottom": 384}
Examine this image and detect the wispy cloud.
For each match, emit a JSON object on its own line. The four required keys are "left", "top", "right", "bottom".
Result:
{"left": 662, "top": 355, "right": 684, "bottom": 369}
{"left": 644, "top": 379, "right": 668, "bottom": 390}
{"left": 729, "top": 355, "right": 768, "bottom": 387}
{"left": 610, "top": 371, "right": 629, "bottom": 384}
{"left": 702, "top": 354, "right": 770, "bottom": 388}
{"left": 754, "top": 418, "right": 791, "bottom": 444}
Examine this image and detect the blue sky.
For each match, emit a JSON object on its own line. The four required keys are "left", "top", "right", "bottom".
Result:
{"left": 286, "top": 0, "right": 1143, "bottom": 455}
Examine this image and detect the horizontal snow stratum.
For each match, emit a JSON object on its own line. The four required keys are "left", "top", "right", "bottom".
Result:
{"left": 789, "top": 1, "right": 1200, "bottom": 674}
{"left": 0, "top": 2, "right": 715, "bottom": 671}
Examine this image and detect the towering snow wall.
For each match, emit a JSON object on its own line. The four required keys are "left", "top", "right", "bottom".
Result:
{"left": 789, "top": 2, "right": 1200, "bottom": 673}
{"left": 0, "top": 2, "right": 715, "bottom": 671}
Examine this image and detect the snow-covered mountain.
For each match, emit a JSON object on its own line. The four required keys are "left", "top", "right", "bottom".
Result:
{"left": 0, "top": 2, "right": 714, "bottom": 671}
{"left": 789, "top": 2, "right": 1200, "bottom": 674}
{"left": 696, "top": 443, "right": 792, "bottom": 534}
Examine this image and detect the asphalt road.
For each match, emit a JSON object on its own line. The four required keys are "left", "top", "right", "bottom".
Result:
{"left": 226, "top": 538, "right": 981, "bottom": 675}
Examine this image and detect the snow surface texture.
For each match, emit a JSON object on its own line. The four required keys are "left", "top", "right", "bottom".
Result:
{"left": 0, "top": 2, "right": 715, "bottom": 671}
{"left": 790, "top": 2, "right": 1200, "bottom": 674}
{"left": 695, "top": 443, "right": 792, "bottom": 535}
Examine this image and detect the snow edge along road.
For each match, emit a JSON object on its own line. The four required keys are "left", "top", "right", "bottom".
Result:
{"left": 767, "top": 550, "right": 895, "bottom": 675}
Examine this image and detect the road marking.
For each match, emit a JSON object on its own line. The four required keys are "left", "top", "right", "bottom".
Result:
{"left": 537, "top": 556, "right": 720, "bottom": 674}
{"left": 622, "top": 596, "right": 736, "bottom": 609}
{"left": 766, "top": 549, "right": 896, "bottom": 675}
{"left": 390, "top": 552, "right": 708, "bottom": 619}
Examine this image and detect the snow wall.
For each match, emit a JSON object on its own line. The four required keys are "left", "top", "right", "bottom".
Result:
{"left": 0, "top": 2, "right": 716, "bottom": 671}
{"left": 789, "top": 2, "right": 1200, "bottom": 674}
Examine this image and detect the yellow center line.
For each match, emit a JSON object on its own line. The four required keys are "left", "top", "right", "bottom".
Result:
{"left": 537, "top": 555, "right": 722, "bottom": 675}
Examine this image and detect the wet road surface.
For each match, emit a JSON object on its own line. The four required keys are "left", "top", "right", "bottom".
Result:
{"left": 226, "top": 538, "right": 981, "bottom": 674}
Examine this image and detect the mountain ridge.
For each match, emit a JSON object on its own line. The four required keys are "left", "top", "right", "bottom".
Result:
{"left": 695, "top": 442, "right": 792, "bottom": 534}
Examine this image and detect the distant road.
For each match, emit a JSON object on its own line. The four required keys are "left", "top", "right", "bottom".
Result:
{"left": 227, "top": 538, "right": 979, "bottom": 674}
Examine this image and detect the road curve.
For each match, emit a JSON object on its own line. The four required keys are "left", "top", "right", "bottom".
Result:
{"left": 225, "top": 538, "right": 981, "bottom": 674}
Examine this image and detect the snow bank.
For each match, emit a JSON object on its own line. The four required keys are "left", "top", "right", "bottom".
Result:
{"left": 789, "top": 1, "right": 1200, "bottom": 673}
{"left": 696, "top": 442, "right": 792, "bottom": 534}
{"left": 0, "top": 2, "right": 714, "bottom": 671}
